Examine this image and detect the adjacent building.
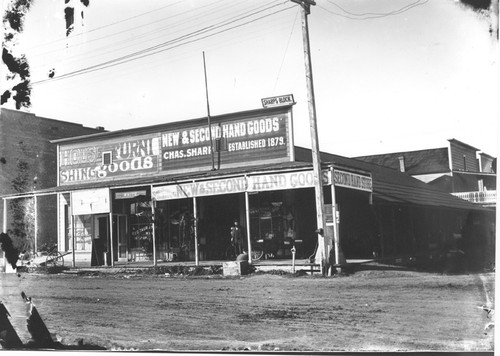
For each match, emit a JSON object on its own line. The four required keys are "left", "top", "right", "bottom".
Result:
{"left": 0, "top": 108, "right": 105, "bottom": 250}
{"left": 355, "top": 139, "right": 497, "bottom": 207}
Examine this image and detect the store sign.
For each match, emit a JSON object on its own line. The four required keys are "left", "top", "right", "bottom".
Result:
{"left": 261, "top": 94, "right": 294, "bottom": 108}
{"left": 59, "top": 134, "right": 161, "bottom": 185}
{"left": 151, "top": 168, "right": 371, "bottom": 201}
{"left": 57, "top": 108, "right": 293, "bottom": 185}
{"left": 71, "top": 188, "right": 110, "bottom": 215}
{"left": 161, "top": 113, "right": 291, "bottom": 171}
{"left": 152, "top": 177, "right": 248, "bottom": 200}
{"left": 248, "top": 170, "right": 331, "bottom": 192}
{"left": 115, "top": 190, "right": 147, "bottom": 199}
{"left": 333, "top": 170, "right": 372, "bottom": 192}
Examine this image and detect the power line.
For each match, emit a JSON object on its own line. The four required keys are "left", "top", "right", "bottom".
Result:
{"left": 27, "top": 0, "right": 227, "bottom": 58}
{"left": 273, "top": 7, "right": 300, "bottom": 94}
{"left": 28, "top": 1, "right": 185, "bottom": 51}
{"left": 32, "top": 3, "right": 295, "bottom": 86}
{"left": 320, "top": 0, "right": 429, "bottom": 20}
{"left": 27, "top": 0, "right": 278, "bottom": 73}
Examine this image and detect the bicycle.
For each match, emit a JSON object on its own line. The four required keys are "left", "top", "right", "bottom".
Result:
{"left": 250, "top": 237, "right": 279, "bottom": 261}
{"left": 250, "top": 240, "right": 264, "bottom": 261}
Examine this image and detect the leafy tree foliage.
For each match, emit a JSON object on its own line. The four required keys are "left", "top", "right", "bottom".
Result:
{"left": 8, "top": 141, "right": 36, "bottom": 252}
{"left": 2, "top": 0, "right": 33, "bottom": 109}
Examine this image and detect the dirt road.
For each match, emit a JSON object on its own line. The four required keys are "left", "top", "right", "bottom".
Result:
{"left": 0, "top": 267, "right": 494, "bottom": 352}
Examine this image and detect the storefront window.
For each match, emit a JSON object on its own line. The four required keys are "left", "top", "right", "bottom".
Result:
{"left": 166, "top": 200, "right": 195, "bottom": 261}
{"left": 67, "top": 215, "right": 92, "bottom": 251}
{"left": 129, "top": 201, "right": 154, "bottom": 254}
{"left": 249, "top": 191, "right": 297, "bottom": 259}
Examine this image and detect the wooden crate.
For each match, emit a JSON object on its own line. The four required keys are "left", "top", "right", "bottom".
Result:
{"left": 222, "top": 261, "right": 248, "bottom": 276}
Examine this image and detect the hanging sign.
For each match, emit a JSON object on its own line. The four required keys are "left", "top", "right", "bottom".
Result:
{"left": 333, "top": 170, "right": 372, "bottom": 192}
{"left": 261, "top": 94, "right": 295, "bottom": 108}
{"left": 115, "top": 190, "right": 147, "bottom": 199}
{"left": 71, "top": 188, "right": 110, "bottom": 215}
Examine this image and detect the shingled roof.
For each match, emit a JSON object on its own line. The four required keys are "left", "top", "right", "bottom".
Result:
{"left": 295, "top": 147, "right": 485, "bottom": 211}
{"left": 354, "top": 148, "right": 450, "bottom": 175}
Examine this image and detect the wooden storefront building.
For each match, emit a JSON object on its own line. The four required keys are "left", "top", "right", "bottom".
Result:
{"left": 2, "top": 105, "right": 494, "bottom": 270}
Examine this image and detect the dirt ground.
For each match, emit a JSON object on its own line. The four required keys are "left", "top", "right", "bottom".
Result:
{"left": 0, "top": 265, "right": 495, "bottom": 352}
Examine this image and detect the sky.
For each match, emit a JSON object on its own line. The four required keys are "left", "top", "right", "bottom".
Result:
{"left": 3, "top": 0, "right": 499, "bottom": 157}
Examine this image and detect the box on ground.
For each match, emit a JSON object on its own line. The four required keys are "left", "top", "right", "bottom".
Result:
{"left": 223, "top": 261, "right": 248, "bottom": 276}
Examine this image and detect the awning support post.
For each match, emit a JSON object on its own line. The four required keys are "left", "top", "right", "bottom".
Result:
{"left": 2, "top": 198, "right": 7, "bottom": 272}
{"left": 245, "top": 191, "right": 252, "bottom": 263}
{"left": 152, "top": 198, "right": 157, "bottom": 267}
{"left": 193, "top": 197, "right": 199, "bottom": 266}
{"left": 34, "top": 195, "right": 38, "bottom": 252}
{"left": 109, "top": 190, "right": 114, "bottom": 267}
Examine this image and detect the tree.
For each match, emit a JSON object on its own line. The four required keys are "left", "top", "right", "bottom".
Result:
{"left": 457, "top": 0, "right": 499, "bottom": 39}
{"left": 8, "top": 141, "right": 37, "bottom": 252}
{"left": 2, "top": 0, "right": 90, "bottom": 110}
{"left": 2, "top": 0, "right": 33, "bottom": 109}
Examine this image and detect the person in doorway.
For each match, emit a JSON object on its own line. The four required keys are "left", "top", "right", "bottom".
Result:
{"left": 230, "top": 220, "right": 244, "bottom": 256}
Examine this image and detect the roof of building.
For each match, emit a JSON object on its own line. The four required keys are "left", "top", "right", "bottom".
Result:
{"left": 296, "top": 147, "right": 486, "bottom": 211}
{"left": 354, "top": 147, "right": 450, "bottom": 175}
{"left": 4, "top": 147, "right": 486, "bottom": 212}
{"left": 448, "top": 138, "right": 480, "bottom": 152}
{"left": 1, "top": 107, "right": 106, "bottom": 132}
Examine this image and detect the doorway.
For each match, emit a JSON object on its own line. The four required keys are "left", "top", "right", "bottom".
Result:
{"left": 92, "top": 215, "right": 108, "bottom": 266}
{"left": 198, "top": 194, "right": 243, "bottom": 260}
{"left": 114, "top": 214, "right": 128, "bottom": 262}
{"left": 92, "top": 214, "right": 128, "bottom": 266}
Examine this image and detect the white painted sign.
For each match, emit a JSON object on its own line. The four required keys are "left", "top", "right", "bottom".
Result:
{"left": 151, "top": 168, "right": 371, "bottom": 201}
{"left": 261, "top": 94, "right": 295, "bottom": 108}
{"left": 115, "top": 190, "right": 147, "bottom": 199}
{"left": 71, "top": 188, "right": 110, "bottom": 215}
{"left": 152, "top": 177, "right": 248, "bottom": 201}
{"left": 248, "top": 170, "right": 330, "bottom": 192}
{"left": 333, "top": 170, "right": 372, "bottom": 192}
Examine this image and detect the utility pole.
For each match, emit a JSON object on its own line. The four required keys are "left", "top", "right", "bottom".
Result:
{"left": 291, "top": 0, "right": 329, "bottom": 275}
{"left": 203, "top": 51, "right": 216, "bottom": 171}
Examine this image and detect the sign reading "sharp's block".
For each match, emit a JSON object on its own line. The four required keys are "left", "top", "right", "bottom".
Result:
{"left": 261, "top": 94, "right": 295, "bottom": 108}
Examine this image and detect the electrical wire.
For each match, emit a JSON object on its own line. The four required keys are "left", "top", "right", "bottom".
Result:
{"left": 27, "top": 0, "right": 229, "bottom": 59}
{"left": 272, "top": 6, "right": 300, "bottom": 95}
{"left": 319, "top": 0, "right": 429, "bottom": 20}
{"left": 28, "top": 1, "right": 185, "bottom": 51}
{"left": 26, "top": 0, "right": 254, "bottom": 76}
{"left": 27, "top": 1, "right": 282, "bottom": 75}
{"left": 60, "top": 0, "right": 274, "bottom": 65}
{"left": 32, "top": 3, "right": 295, "bottom": 86}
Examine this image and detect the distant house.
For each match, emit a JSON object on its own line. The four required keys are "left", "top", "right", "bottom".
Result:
{"left": 0, "top": 108, "right": 105, "bottom": 250}
{"left": 354, "top": 139, "right": 496, "bottom": 207}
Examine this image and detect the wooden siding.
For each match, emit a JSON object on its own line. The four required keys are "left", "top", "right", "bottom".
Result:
{"left": 449, "top": 140, "right": 479, "bottom": 172}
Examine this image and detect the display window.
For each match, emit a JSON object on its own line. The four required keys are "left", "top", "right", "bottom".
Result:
{"left": 155, "top": 199, "right": 195, "bottom": 262}
{"left": 67, "top": 214, "right": 92, "bottom": 251}
{"left": 249, "top": 191, "right": 299, "bottom": 259}
{"left": 196, "top": 194, "right": 244, "bottom": 260}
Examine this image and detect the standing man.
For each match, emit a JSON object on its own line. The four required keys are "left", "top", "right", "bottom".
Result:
{"left": 230, "top": 220, "right": 244, "bottom": 256}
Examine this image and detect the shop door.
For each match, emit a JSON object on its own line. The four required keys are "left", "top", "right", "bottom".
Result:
{"left": 92, "top": 215, "right": 109, "bottom": 266}
{"left": 114, "top": 214, "right": 128, "bottom": 262}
